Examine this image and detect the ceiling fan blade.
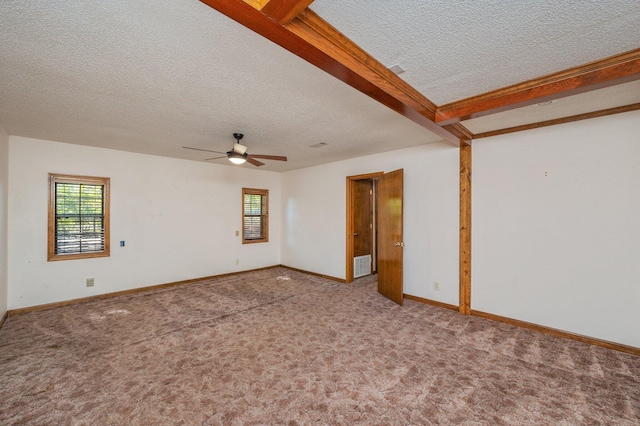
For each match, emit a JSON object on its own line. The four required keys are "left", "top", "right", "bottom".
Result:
{"left": 183, "top": 146, "right": 226, "bottom": 154}
{"left": 248, "top": 154, "right": 288, "bottom": 161}
{"left": 246, "top": 157, "right": 265, "bottom": 167}
{"left": 203, "top": 156, "right": 228, "bottom": 161}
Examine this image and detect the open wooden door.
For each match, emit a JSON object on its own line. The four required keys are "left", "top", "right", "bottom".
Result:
{"left": 377, "top": 169, "right": 404, "bottom": 305}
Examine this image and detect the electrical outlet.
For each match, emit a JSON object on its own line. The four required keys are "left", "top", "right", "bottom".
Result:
{"left": 433, "top": 281, "right": 440, "bottom": 291}
{"left": 235, "top": 259, "right": 239, "bottom": 265}
{"left": 86, "top": 278, "right": 94, "bottom": 287}
{"left": 235, "top": 230, "right": 239, "bottom": 237}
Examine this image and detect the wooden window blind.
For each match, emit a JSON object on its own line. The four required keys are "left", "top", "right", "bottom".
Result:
{"left": 48, "top": 174, "right": 110, "bottom": 261}
{"left": 242, "top": 188, "right": 268, "bottom": 244}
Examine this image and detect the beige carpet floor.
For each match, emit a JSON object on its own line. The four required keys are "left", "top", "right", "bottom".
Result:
{"left": 1, "top": 267, "right": 639, "bottom": 425}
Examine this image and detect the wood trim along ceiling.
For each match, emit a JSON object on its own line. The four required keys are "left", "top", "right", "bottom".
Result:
{"left": 473, "top": 102, "right": 640, "bottom": 139}
{"left": 199, "top": 0, "right": 465, "bottom": 146}
{"left": 436, "top": 48, "right": 640, "bottom": 125}
{"left": 260, "top": 0, "right": 316, "bottom": 25}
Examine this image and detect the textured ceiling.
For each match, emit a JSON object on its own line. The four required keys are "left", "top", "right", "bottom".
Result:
{"left": 0, "top": 1, "right": 638, "bottom": 172}
{"left": 311, "top": 0, "right": 640, "bottom": 105}
{"left": 0, "top": 0, "right": 443, "bottom": 172}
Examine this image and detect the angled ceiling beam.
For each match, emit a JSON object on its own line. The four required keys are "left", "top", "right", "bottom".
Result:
{"left": 200, "top": 0, "right": 465, "bottom": 145}
{"left": 260, "top": 0, "right": 316, "bottom": 24}
{"left": 436, "top": 48, "right": 640, "bottom": 125}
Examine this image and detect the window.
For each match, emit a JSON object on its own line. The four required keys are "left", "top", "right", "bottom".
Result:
{"left": 48, "top": 174, "right": 110, "bottom": 261}
{"left": 242, "top": 188, "right": 268, "bottom": 244}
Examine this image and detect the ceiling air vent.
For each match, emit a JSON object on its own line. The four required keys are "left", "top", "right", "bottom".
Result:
{"left": 389, "top": 65, "right": 405, "bottom": 75}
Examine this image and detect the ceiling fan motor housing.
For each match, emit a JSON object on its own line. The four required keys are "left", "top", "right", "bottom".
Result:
{"left": 227, "top": 150, "right": 248, "bottom": 159}
{"left": 232, "top": 133, "right": 248, "bottom": 154}
{"left": 232, "top": 143, "right": 248, "bottom": 155}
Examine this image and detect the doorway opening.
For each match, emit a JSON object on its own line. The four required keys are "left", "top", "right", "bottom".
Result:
{"left": 346, "top": 172, "right": 383, "bottom": 283}
{"left": 346, "top": 173, "right": 381, "bottom": 283}
{"left": 346, "top": 170, "right": 405, "bottom": 305}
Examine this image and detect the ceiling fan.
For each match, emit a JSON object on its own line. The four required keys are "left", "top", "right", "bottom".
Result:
{"left": 182, "top": 133, "right": 287, "bottom": 167}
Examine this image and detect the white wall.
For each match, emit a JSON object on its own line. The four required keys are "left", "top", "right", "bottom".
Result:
{"left": 281, "top": 142, "right": 460, "bottom": 305}
{"left": 7, "top": 136, "right": 281, "bottom": 309}
{"left": 473, "top": 111, "right": 640, "bottom": 347}
{"left": 0, "top": 125, "right": 8, "bottom": 318}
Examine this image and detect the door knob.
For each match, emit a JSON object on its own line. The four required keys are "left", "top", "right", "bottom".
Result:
{"left": 394, "top": 241, "right": 405, "bottom": 247}
{"left": 354, "top": 232, "right": 359, "bottom": 237}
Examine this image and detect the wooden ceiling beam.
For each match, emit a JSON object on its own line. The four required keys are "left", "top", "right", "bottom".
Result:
{"left": 199, "top": 0, "right": 463, "bottom": 145}
{"left": 261, "top": 0, "right": 315, "bottom": 24}
{"left": 442, "top": 123, "right": 473, "bottom": 143}
{"left": 242, "top": 0, "right": 269, "bottom": 10}
{"left": 435, "top": 48, "right": 640, "bottom": 125}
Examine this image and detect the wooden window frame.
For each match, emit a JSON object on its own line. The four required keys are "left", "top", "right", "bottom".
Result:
{"left": 242, "top": 188, "right": 269, "bottom": 244}
{"left": 48, "top": 173, "right": 110, "bottom": 261}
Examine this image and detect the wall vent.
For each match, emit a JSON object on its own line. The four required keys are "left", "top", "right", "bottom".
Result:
{"left": 354, "top": 254, "right": 372, "bottom": 278}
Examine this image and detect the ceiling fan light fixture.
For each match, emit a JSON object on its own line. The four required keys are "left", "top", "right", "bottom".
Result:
{"left": 228, "top": 151, "right": 248, "bottom": 164}
{"left": 183, "top": 132, "right": 285, "bottom": 167}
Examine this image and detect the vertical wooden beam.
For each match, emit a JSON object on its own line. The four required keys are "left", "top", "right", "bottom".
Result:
{"left": 459, "top": 141, "right": 472, "bottom": 315}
